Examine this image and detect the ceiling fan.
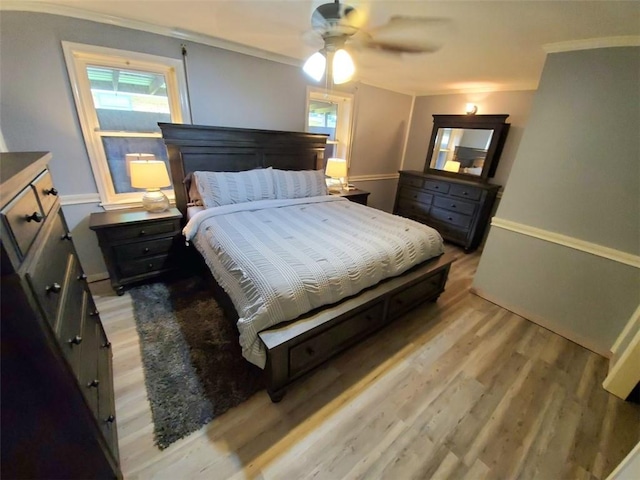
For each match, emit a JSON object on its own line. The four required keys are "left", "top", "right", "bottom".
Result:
{"left": 303, "top": 0, "right": 448, "bottom": 84}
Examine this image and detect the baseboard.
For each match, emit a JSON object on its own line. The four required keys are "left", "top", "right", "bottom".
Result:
{"left": 87, "top": 272, "right": 110, "bottom": 283}
{"left": 470, "top": 286, "right": 611, "bottom": 359}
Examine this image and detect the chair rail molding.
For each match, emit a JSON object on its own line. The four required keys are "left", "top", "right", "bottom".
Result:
{"left": 491, "top": 217, "right": 640, "bottom": 269}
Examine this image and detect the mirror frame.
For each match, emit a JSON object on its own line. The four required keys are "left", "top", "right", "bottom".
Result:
{"left": 423, "top": 114, "right": 510, "bottom": 183}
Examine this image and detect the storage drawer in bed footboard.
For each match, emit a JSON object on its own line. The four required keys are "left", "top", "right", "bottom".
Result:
{"left": 289, "top": 302, "right": 385, "bottom": 378}
{"left": 387, "top": 268, "right": 448, "bottom": 318}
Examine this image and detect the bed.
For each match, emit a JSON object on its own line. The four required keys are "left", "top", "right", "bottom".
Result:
{"left": 159, "top": 123, "right": 456, "bottom": 402}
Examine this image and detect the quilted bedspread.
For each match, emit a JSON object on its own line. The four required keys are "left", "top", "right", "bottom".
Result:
{"left": 184, "top": 196, "right": 444, "bottom": 368}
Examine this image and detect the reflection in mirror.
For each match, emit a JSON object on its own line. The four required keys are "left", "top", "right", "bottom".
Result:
{"left": 429, "top": 128, "right": 494, "bottom": 177}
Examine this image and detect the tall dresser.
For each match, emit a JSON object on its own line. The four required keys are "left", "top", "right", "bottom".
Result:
{"left": 0, "top": 152, "right": 121, "bottom": 479}
{"left": 394, "top": 170, "right": 500, "bottom": 252}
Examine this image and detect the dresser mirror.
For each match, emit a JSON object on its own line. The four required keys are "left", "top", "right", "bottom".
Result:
{"left": 424, "top": 114, "right": 510, "bottom": 183}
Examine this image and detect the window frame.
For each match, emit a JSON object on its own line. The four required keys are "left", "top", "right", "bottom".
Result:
{"left": 62, "top": 41, "right": 190, "bottom": 209}
{"left": 305, "top": 87, "right": 354, "bottom": 166}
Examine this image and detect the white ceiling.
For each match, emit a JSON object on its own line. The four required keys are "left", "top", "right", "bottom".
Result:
{"left": 8, "top": 1, "right": 640, "bottom": 95}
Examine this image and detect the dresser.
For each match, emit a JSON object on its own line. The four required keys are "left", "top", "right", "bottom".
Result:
{"left": 394, "top": 171, "right": 500, "bottom": 252}
{"left": 90, "top": 208, "right": 183, "bottom": 295}
{"left": 0, "top": 152, "right": 121, "bottom": 479}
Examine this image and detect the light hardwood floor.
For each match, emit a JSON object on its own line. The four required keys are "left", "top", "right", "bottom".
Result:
{"left": 92, "top": 246, "right": 640, "bottom": 480}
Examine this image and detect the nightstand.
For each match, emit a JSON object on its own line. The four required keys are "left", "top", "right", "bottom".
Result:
{"left": 330, "top": 188, "right": 370, "bottom": 205}
{"left": 89, "top": 207, "right": 183, "bottom": 295}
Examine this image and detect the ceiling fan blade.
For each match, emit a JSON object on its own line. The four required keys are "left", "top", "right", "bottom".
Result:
{"left": 363, "top": 16, "right": 451, "bottom": 54}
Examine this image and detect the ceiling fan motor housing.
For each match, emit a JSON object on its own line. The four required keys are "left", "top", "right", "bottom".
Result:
{"left": 311, "top": 1, "right": 359, "bottom": 39}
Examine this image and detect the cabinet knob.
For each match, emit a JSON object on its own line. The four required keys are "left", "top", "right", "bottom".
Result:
{"left": 61, "top": 232, "right": 73, "bottom": 241}
{"left": 451, "top": 204, "right": 457, "bottom": 208}
{"left": 143, "top": 247, "right": 150, "bottom": 253}
{"left": 68, "top": 335, "right": 82, "bottom": 346}
{"left": 462, "top": 191, "right": 468, "bottom": 196}
{"left": 45, "top": 282, "right": 61, "bottom": 294}
{"left": 105, "top": 415, "right": 115, "bottom": 424}
{"left": 25, "top": 211, "right": 43, "bottom": 223}
{"left": 306, "top": 347, "right": 315, "bottom": 356}
{"left": 77, "top": 273, "right": 87, "bottom": 281}
{"left": 434, "top": 186, "right": 440, "bottom": 189}
{"left": 101, "top": 341, "right": 112, "bottom": 349}
{"left": 448, "top": 217, "right": 453, "bottom": 221}
{"left": 89, "top": 309, "right": 99, "bottom": 317}
{"left": 139, "top": 230, "right": 146, "bottom": 236}
{"left": 44, "top": 187, "right": 58, "bottom": 196}
{"left": 148, "top": 263, "right": 154, "bottom": 269}
{"left": 87, "top": 379, "right": 100, "bottom": 388}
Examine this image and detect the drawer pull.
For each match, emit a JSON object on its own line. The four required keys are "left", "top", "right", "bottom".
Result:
{"left": 45, "top": 282, "right": 61, "bottom": 294}
{"left": 44, "top": 187, "right": 58, "bottom": 196}
{"left": 61, "top": 232, "right": 73, "bottom": 241}
{"left": 462, "top": 191, "right": 468, "bottom": 196}
{"left": 306, "top": 346, "right": 315, "bottom": 356}
{"left": 448, "top": 217, "right": 453, "bottom": 221}
{"left": 25, "top": 211, "right": 43, "bottom": 223}
{"left": 77, "top": 273, "right": 87, "bottom": 281}
{"left": 101, "top": 341, "right": 112, "bottom": 349}
{"left": 140, "top": 230, "right": 146, "bottom": 236}
{"left": 87, "top": 379, "right": 100, "bottom": 388}
{"left": 396, "top": 298, "right": 404, "bottom": 305}
{"left": 68, "top": 335, "right": 82, "bottom": 346}
{"left": 105, "top": 415, "right": 115, "bottom": 424}
{"left": 89, "top": 309, "right": 99, "bottom": 317}
{"left": 143, "top": 247, "right": 150, "bottom": 253}
{"left": 451, "top": 204, "right": 457, "bottom": 208}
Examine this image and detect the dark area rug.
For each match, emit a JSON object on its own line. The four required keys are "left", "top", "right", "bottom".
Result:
{"left": 128, "top": 275, "right": 264, "bottom": 449}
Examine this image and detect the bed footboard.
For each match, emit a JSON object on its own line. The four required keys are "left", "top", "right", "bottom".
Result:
{"left": 258, "top": 252, "right": 455, "bottom": 402}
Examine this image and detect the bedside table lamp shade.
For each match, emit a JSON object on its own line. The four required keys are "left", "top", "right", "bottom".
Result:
{"left": 130, "top": 159, "right": 171, "bottom": 212}
{"left": 325, "top": 157, "right": 347, "bottom": 192}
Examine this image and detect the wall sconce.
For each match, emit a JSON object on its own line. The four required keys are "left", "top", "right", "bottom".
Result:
{"left": 325, "top": 157, "right": 348, "bottom": 192}
{"left": 465, "top": 103, "right": 478, "bottom": 115}
{"left": 130, "top": 157, "right": 171, "bottom": 212}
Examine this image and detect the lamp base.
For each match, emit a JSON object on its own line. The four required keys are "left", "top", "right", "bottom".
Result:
{"left": 141, "top": 189, "right": 170, "bottom": 212}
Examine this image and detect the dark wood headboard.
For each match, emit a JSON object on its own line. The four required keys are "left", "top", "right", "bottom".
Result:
{"left": 159, "top": 123, "right": 328, "bottom": 219}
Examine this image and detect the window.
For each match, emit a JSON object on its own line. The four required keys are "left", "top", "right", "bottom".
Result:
{"left": 63, "top": 42, "right": 190, "bottom": 208}
{"left": 305, "top": 88, "right": 353, "bottom": 164}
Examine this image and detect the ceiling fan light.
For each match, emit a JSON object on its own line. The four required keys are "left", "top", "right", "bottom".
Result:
{"left": 332, "top": 49, "right": 355, "bottom": 84}
{"left": 303, "top": 51, "right": 326, "bottom": 81}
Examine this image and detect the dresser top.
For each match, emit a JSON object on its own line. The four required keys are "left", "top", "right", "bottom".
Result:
{"left": 399, "top": 170, "right": 501, "bottom": 191}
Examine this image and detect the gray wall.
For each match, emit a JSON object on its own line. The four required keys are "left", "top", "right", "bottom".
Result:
{"left": 473, "top": 47, "right": 640, "bottom": 355}
{"left": 404, "top": 90, "right": 536, "bottom": 189}
{"left": 1, "top": 11, "right": 412, "bottom": 277}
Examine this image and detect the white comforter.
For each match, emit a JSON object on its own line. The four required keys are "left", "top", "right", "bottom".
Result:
{"left": 184, "top": 196, "right": 444, "bottom": 368}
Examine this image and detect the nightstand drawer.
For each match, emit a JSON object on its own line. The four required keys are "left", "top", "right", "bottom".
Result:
{"left": 118, "top": 254, "right": 173, "bottom": 278}
{"left": 103, "top": 219, "right": 179, "bottom": 242}
{"left": 430, "top": 207, "right": 473, "bottom": 229}
{"left": 115, "top": 237, "right": 175, "bottom": 261}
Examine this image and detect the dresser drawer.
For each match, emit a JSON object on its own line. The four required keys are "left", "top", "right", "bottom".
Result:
{"left": 430, "top": 207, "right": 473, "bottom": 229}
{"left": 424, "top": 180, "right": 450, "bottom": 194}
{"left": 433, "top": 195, "right": 476, "bottom": 216}
{"left": 2, "top": 186, "right": 45, "bottom": 257}
{"left": 400, "top": 175, "right": 424, "bottom": 189}
{"left": 118, "top": 254, "right": 172, "bottom": 278}
{"left": 400, "top": 187, "right": 433, "bottom": 206}
{"left": 57, "top": 255, "right": 86, "bottom": 374}
{"left": 32, "top": 170, "right": 58, "bottom": 215}
{"left": 103, "top": 219, "right": 179, "bottom": 242}
{"left": 449, "top": 183, "right": 482, "bottom": 201}
{"left": 289, "top": 302, "right": 385, "bottom": 377}
{"left": 97, "top": 329, "right": 118, "bottom": 459}
{"left": 396, "top": 197, "right": 430, "bottom": 219}
{"left": 26, "top": 212, "right": 74, "bottom": 325}
{"left": 388, "top": 268, "right": 447, "bottom": 318}
{"left": 79, "top": 300, "right": 100, "bottom": 416}
{"left": 114, "top": 236, "right": 175, "bottom": 261}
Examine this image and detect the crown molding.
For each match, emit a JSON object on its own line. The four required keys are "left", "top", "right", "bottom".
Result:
{"left": 413, "top": 83, "right": 539, "bottom": 97}
{"left": 491, "top": 217, "right": 640, "bottom": 269}
{"left": 1, "top": 1, "right": 300, "bottom": 67}
{"left": 543, "top": 36, "right": 640, "bottom": 53}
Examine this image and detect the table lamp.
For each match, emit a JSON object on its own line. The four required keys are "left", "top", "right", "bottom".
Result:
{"left": 130, "top": 157, "right": 171, "bottom": 212}
{"left": 325, "top": 157, "right": 347, "bottom": 192}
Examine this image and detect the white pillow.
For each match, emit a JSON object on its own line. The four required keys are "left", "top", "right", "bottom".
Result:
{"left": 272, "top": 169, "right": 328, "bottom": 199}
{"left": 193, "top": 168, "right": 275, "bottom": 208}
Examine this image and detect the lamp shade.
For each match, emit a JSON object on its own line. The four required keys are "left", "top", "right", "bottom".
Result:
{"left": 303, "top": 51, "right": 326, "bottom": 82}
{"left": 332, "top": 49, "right": 355, "bottom": 84}
{"left": 325, "top": 157, "right": 347, "bottom": 178}
{"left": 130, "top": 160, "right": 171, "bottom": 189}
{"left": 125, "top": 153, "right": 156, "bottom": 177}
{"left": 443, "top": 160, "right": 461, "bottom": 172}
